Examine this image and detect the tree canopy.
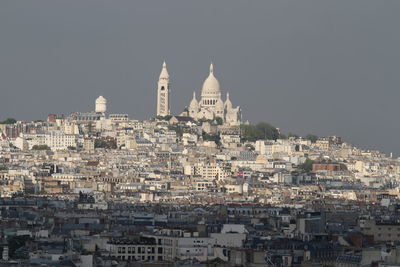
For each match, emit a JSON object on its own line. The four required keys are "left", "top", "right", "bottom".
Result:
{"left": 94, "top": 139, "right": 117, "bottom": 149}
{"left": 0, "top": 118, "right": 17, "bottom": 124}
{"left": 156, "top": 115, "right": 172, "bottom": 121}
{"left": 202, "top": 133, "right": 221, "bottom": 147}
{"left": 240, "top": 122, "right": 281, "bottom": 142}
{"left": 305, "top": 134, "right": 319, "bottom": 143}
{"left": 214, "top": 117, "right": 223, "bottom": 125}
{"left": 31, "top": 145, "right": 51, "bottom": 150}
{"left": 298, "top": 158, "right": 314, "bottom": 172}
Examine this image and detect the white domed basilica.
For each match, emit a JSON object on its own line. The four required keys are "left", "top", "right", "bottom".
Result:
{"left": 186, "top": 63, "right": 241, "bottom": 125}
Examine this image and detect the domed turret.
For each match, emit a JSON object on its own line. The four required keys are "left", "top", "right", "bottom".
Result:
{"left": 95, "top": 95, "right": 107, "bottom": 114}
{"left": 201, "top": 63, "right": 221, "bottom": 98}
{"left": 189, "top": 92, "right": 199, "bottom": 110}
{"left": 188, "top": 92, "right": 199, "bottom": 118}
{"left": 225, "top": 92, "right": 232, "bottom": 110}
{"left": 214, "top": 97, "right": 225, "bottom": 118}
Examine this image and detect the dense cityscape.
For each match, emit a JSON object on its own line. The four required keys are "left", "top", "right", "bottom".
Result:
{"left": 0, "top": 62, "right": 399, "bottom": 267}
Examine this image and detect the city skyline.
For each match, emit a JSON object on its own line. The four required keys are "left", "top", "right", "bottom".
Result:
{"left": 1, "top": 59, "right": 397, "bottom": 157}
{"left": 1, "top": 1, "right": 400, "bottom": 265}
{"left": 1, "top": 0, "right": 400, "bottom": 157}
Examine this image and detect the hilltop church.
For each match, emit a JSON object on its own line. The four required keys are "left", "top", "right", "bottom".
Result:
{"left": 156, "top": 62, "right": 241, "bottom": 126}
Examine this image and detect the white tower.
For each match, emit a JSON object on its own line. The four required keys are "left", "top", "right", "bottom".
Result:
{"left": 95, "top": 95, "right": 107, "bottom": 114}
{"left": 156, "top": 61, "right": 170, "bottom": 117}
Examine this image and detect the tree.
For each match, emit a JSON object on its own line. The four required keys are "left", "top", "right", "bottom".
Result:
{"left": 94, "top": 139, "right": 108, "bottom": 148}
{"left": 214, "top": 117, "right": 223, "bottom": 125}
{"left": 31, "top": 145, "right": 51, "bottom": 150}
{"left": 202, "top": 133, "right": 221, "bottom": 147}
{"left": 198, "top": 118, "right": 213, "bottom": 124}
{"left": 0, "top": 118, "right": 17, "bottom": 124}
{"left": 240, "top": 122, "right": 281, "bottom": 142}
{"left": 95, "top": 139, "right": 117, "bottom": 149}
{"left": 298, "top": 158, "right": 314, "bottom": 172}
{"left": 305, "top": 134, "right": 318, "bottom": 143}
{"left": 156, "top": 115, "right": 172, "bottom": 121}
{"left": 8, "top": 235, "right": 32, "bottom": 259}
{"left": 339, "top": 163, "right": 348, "bottom": 171}
{"left": 288, "top": 132, "right": 299, "bottom": 138}
{"left": 168, "top": 125, "right": 184, "bottom": 137}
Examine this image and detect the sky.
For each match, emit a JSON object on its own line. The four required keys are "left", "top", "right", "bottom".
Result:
{"left": 0, "top": 0, "right": 400, "bottom": 155}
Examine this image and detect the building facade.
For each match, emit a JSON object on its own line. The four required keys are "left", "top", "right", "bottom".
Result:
{"left": 187, "top": 63, "right": 241, "bottom": 125}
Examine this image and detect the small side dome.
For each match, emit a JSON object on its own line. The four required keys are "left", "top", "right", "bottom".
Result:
{"left": 189, "top": 92, "right": 199, "bottom": 110}
{"left": 224, "top": 92, "right": 232, "bottom": 110}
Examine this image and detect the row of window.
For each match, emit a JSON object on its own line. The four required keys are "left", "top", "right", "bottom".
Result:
{"left": 117, "top": 246, "right": 158, "bottom": 254}
{"left": 377, "top": 227, "right": 400, "bottom": 231}
{"left": 203, "top": 99, "right": 218, "bottom": 105}
{"left": 117, "top": 255, "right": 163, "bottom": 261}
{"left": 377, "top": 233, "right": 400, "bottom": 238}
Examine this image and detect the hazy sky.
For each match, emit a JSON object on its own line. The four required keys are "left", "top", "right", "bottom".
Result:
{"left": 1, "top": 0, "right": 400, "bottom": 155}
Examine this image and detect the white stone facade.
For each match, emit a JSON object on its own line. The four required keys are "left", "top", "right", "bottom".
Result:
{"left": 188, "top": 64, "right": 241, "bottom": 125}
{"left": 156, "top": 62, "right": 170, "bottom": 117}
{"left": 95, "top": 95, "right": 107, "bottom": 114}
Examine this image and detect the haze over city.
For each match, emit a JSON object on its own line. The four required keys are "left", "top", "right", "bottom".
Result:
{"left": 3, "top": 1, "right": 400, "bottom": 266}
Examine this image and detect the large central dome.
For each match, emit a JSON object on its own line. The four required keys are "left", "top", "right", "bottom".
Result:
{"left": 201, "top": 63, "right": 221, "bottom": 97}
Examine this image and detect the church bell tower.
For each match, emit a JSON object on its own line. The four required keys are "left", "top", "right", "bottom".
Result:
{"left": 156, "top": 61, "right": 170, "bottom": 117}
